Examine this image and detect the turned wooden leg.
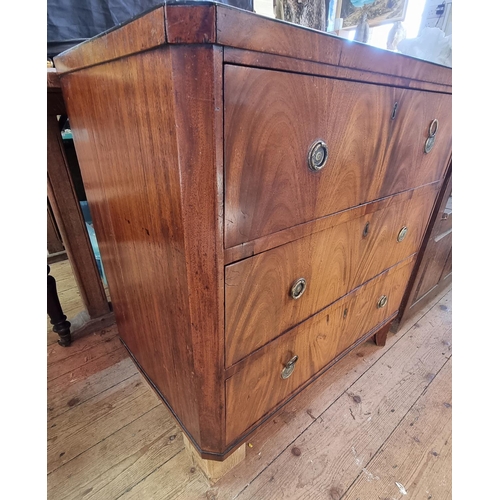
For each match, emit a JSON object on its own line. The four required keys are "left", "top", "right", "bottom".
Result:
{"left": 373, "top": 321, "right": 391, "bottom": 347}
{"left": 47, "top": 265, "right": 72, "bottom": 346}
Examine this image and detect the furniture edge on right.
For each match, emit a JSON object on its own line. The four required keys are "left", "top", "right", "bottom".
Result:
{"left": 393, "top": 161, "right": 452, "bottom": 331}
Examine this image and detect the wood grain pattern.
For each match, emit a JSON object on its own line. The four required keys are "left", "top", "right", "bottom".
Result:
{"left": 414, "top": 232, "right": 452, "bottom": 304}
{"left": 224, "top": 183, "right": 439, "bottom": 264}
{"left": 234, "top": 292, "right": 451, "bottom": 500}
{"left": 47, "top": 116, "right": 110, "bottom": 319}
{"left": 396, "top": 166, "right": 452, "bottom": 329}
{"left": 441, "top": 247, "right": 452, "bottom": 280}
{"left": 203, "top": 288, "right": 449, "bottom": 499}
{"left": 53, "top": 0, "right": 452, "bottom": 460}
{"left": 223, "top": 48, "right": 452, "bottom": 94}
{"left": 47, "top": 203, "right": 64, "bottom": 254}
{"left": 47, "top": 405, "right": 178, "bottom": 500}
{"left": 381, "top": 90, "right": 452, "bottom": 197}
{"left": 47, "top": 330, "right": 122, "bottom": 382}
{"left": 54, "top": 6, "right": 165, "bottom": 74}
{"left": 59, "top": 45, "right": 225, "bottom": 455}
{"left": 225, "top": 256, "right": 415, "bottom": 444}
{"left": 342, "top": 359, "right": 452, "bottom": 500}
{"left": 183, "top": 433, "right": 246, "bottom": 484}
{"left": 217, "top": 4, "right": 343, "bottom": 68}
{"left": 46, "top": 277, "right": 451, "bottom": 499}
{"left": 339, "top": 38, "right": 452, "bottom": 87}
{"left": 224, "top": 65, "right": 451, "bottom": 247}
{"left": 225, "top": 184, "right": 436, "bottom": 365}
{"left": 47, "top": 372, "right": 157, "bottom": 474}
{"left": 165, "top": 3, "right": 216, "bottom": 43}
{"left": 216, "top": 4, "right": 450, "bottom": 87}
{"left": 54, "top": 2, "right": 451, "bottom": 91}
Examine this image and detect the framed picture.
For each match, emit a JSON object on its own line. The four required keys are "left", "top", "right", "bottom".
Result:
{"left": 337, "top": 0, "right": 409, "bottom": 30}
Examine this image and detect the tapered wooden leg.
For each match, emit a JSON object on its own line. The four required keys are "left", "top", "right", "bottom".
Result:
{"left": 373, "top": 321, "right": 392, "bottom": 347}
{"left": 47, "top": 265, "right": 72, "bottom": 347}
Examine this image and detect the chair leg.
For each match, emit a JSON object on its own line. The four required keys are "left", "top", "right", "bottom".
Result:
{"left": 47, "top": 265, "right": 72, "bottom": 347}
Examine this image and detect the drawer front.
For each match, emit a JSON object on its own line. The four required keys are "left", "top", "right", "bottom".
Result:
{"left": 225, "top": 257, "right": 415, "bottom": 445}
{"left": 225, "top": 183, "right": 437, "bottom": 366}
{"left": 224, "top": 65, "right": 451, "bottom": 248}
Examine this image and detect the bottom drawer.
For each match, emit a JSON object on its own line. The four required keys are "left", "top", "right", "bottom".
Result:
{"left": 225, "top": 256, "right": 415, "bottom": 445}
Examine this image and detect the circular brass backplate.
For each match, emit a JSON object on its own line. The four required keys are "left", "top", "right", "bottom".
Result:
{"left": 290, "top": 278, "right": 307, "bottom": 300}
{"left": 281, "top": 355, "right": 298, "bottom": 379}
{"left": 397, "top": 226, "right": 408, "bottom": 242}
{"left": 377, "top": 295, "right": 388, "bottom": 309}
{"left": 308, "top": 140, "right": 328, "bottom": 171}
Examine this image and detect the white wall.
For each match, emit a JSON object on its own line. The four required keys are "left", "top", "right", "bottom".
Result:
{"left": 254, "top": 0, "right": 274, "bottom": 17}
{"left": 420, "top": 0, "right": 452, "bottom": 35}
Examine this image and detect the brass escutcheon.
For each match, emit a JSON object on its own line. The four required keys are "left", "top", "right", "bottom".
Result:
{"left": 377, "top": 295, "right": 388, "bottom": 309}
{"left": 290, "top": 278, "right": 307, "bottom": 300}
{"left": 397, "top": 226, "right": 408, "bottom": 242}
{"left": 308, "top": 140, "right": 328, "bottom": 171}
{"left": 391, "top": 101, "right": 399, "bottom": 120}
{"left": 281, "top": 355, "right": 298, "bottom": 379}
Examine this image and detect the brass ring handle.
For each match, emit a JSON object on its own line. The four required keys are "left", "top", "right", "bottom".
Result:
{"left": 290, "top": 278, "right": 307, "bottom": 300}
{"left": 397, "top": 226, "right": 408, "bottom": 242}
{"left": 429, "top": 119, "right": 439, "bottom": 137}
{"left": 424, "top": 119, "right": 439, "bottom": 154}
{"left": 281, "top": 355, "right": 298, "bottom": 379}
{"left": 377, "top": 295, "right": 388, "bottom": 309}
{"left": 308, "top": 140, "right": 328, "bottom": 171}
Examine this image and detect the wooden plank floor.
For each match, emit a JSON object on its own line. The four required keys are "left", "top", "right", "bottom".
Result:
{"left": 47, "top": 260, "right": 111, "bottom": 346}
{"left": 47, "top": 262, "right": 451, "bottom": 500}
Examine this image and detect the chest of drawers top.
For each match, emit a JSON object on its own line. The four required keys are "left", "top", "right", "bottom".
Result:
{"left": 55, "top": 1, "right": 452, "bottom": 89}
{"left": 54, "top": 1, "right": 452, "bottom": 461}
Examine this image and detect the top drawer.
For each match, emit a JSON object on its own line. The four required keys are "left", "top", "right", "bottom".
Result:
{"left": 224, "top": 65, "right": 452, "bottom": 248}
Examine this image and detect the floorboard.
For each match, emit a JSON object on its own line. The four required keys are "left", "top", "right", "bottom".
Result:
{"left": 232, "top": 291, "right": 451, "bottom": 500}
{"left": 342, "top": 359, "right": 452, "bottom": 500}
{"left": 47, "top": 260, "right": 451, "bottom": 500}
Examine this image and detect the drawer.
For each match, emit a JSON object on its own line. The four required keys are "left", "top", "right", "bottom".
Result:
{"left": 224, "top": 65, "right": 452, "bottom": 248}
{"left": 225, "top": 256, "right": 415, "bottom": 445}
{"left": 225, "top": 183, "right": 437, "bottom": 366}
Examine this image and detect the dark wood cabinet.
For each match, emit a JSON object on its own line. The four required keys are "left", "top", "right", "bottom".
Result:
{"left": 54, "top": 1, "right": 452, "bottom": 461}
{"left": 395, "top": 165, "right": 452, "bottom": 328}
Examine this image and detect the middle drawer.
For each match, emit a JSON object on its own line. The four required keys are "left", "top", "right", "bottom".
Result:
{"left": 225, "top": 183, "right": 437, "bottom": 366}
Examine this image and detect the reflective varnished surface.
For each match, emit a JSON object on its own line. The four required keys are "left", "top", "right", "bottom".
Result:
{"left": 54, "top": 1, "right": 451, "bottom": 460}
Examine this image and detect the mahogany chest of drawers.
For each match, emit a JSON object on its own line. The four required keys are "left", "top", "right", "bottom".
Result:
{"left": 54, "top": 1, "right": 452, "bottom": 461}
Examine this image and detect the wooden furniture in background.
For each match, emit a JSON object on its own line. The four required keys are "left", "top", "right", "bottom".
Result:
{"left": 47, "top": 199, "right": 66, "bottom": 262}
{"left": 395, "top": 164, "right": 452, "bottom": 329}
{"left": 47, "top": 69, "right": 113, "bottom": 340}
{"left": 47, "top": 265, "right": 72, "bottom": 346}
{"left": 54, "top": 1, "right": 451, "bottom": 464}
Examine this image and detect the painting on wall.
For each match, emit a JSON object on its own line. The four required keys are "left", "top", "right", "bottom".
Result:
{"left": 339, "top": 0, "right": 409, "bottom": 29}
